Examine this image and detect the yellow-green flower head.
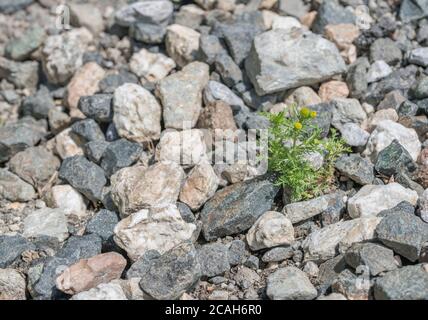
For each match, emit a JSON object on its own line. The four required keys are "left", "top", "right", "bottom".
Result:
{"left": 310, "top": 111, "right": 317, "bottom": 118}
{"left": 294, "top": 122, "right": 303, "bottom": 130}
{"left": 300, "top": 107, "right": 310, "bottom": 118}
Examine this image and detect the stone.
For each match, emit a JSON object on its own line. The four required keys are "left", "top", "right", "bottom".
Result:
{"left": 376, "top": 206, "right": 428, "bottom": 262}
{"left": 318, "top": 81, "right": 349, "bottom": 102}
{"left": 0, "top": 0, "right": 33, "bottom": 13}
{"left": 409, "top": 47, "right": 428, "bottom": 67}
{"left": 278, "top": 0, "right": 308, "bottom": 18}
{"left": 165, "top": 24, "right": 200, "bottom": 67}
{"left": 139, "top": 242, "right": 201, "bottom": 300}
{"left": 56, "top": 252, "right": 127, "bottom": 295}
{"left": 58, "top": 156, "right": 107, "bottom": 202}
{"left": 330, "top": 98, "right": 367, "bottom": 130}
{"left": 272, "top": 16, "right": 302, "bottom": 32}
{"left": 0, "top": 57, "right": 39, "bottom": 89}
{"left": 348, "top": 183, "right": 418, "bottom": 219}
{"left": 41, "top": 28, "right": 93, "bottom": 85}
{"left": 174, "top": 4, "right": 205, "bottom": 29}
{"left": 177, "top": 202, "right": 195, "bottom": 223}
{"left": 312, "top": 1, "right": 355, "bottom": 34}
{"left": 23, "top": 208, "right": 69, "bottom": 242}
{"left": 262, "top": 247, "right": 294, "bottom": 262}
{"left": 100, "top": 139, "right": 143, "bottom": 176}
{"left": 71, "top": 120, "right": 104, "bottom": 144}
{"left": 324, "top": 24, "right": 359, "bottom": 50}
{"left": 363, "top": 120, "right": 421, "bottom": 162}
{"left": 345, "top": 243, "right": 398, "bottom": 276}
{"left": 113, "top": 204, "right": 196, "bottom": 261}
{"left": 284, "top": 86, "right": 322, "bottom": 107}
{"left": 420, "top": 189, "right": 428, "bottom": 223}
{"left": 156, "top": 129, "right": 208, "bottom": 167}
{"left": 0, "top": 269, "right": 26, "bottom": 300}
{"left": 246, "top": 211, "right": 294, "bottom": 251}
{"left": 21, "top": 86, "right": 55, "bottom": 120}
{"left": 246, "top": 29, "right": 346, "bottom": 95}
{"left": 203, "top": 80, "right": 246, "bottom": 110}
{"left": 302, "top": 217, "right": 381, "bottom": 262}
{"left": 331, "top": 269, "right": 369, "bottom": 300}
{"left": 84, "top": 140, "right": 109, "bottom": 163}
{"left": 54, "top": 128, "right": 85, "bottom": 160}
{"left": 367, "top": 60, "right": 392, "bottom": 83}
{"left": 198, "top": 34, "right": 228, "bottom": 65}
{"left": 200, "top": 175, "right": 279, "bottom": 241}
{"left": 374, "top": 264, "right": 428, "bottom": 300}
{"left": 110, "top": 162, "right": 184, "bottom": 217}
{"left": 340, "top": 123, "right": 370, "bottom": 147}
{"left": 179, "top": 162, "right": 218, "bottom": 210}
{"left": 0, "top": 169, "right": 36, "bottom": 202}
{"left": 78, "top": 94, "right": 113, "bottom": 123}
{"left": 99, "top": 71, "right": 139, "bottom": 94}
{"left": 363, "top": 109, "right": 399, "bottom": 132}
{"left": 69, "top": 3, "right": 104, "bottom": 35}
{"left": 317, "top": 254, "right": 347, "bottom": 294}
{"left": 130, "top": 49, "right": 175, "bottom": 83}
{"left": 86, "top": 209, "right": 119, "bottom": 242}
{"left": 5, "top": 25, "right": 45, "bottom": 61}
{"left": 400, "top": 0, "right": 428, "bottom": 21}
{"left": 234, "top": 266, "right": 260, "bottom": 290}
{"left": 71, "top": 282, "right": 127, "bottom": 300}
{"left": 157, "top": 62, "right": 209, "bottom": 129}
{"left": 197, "top": 243, "right": 230, "bottom": 277}
{"left": 378, "top": 91, "right": 407, "bottom": 111}
{"left": 303, "top": 261, "right": 319, "bottom": 278}
{"left": 46, "top": 185, "right": 87, "bottom": 218}
{"left": 244, "top": 255, "right": 259, "bottom": 270}
{"left": 266, "top": 266, "right": 318, "bottom": 300}
{"left": 65, "top": 62, "right": 105, "bottom": 111}
{"left": 335, "top": 153, "right": 374, "bottom": 185}
{"left": 375, "top": 140, "right": 417, "bottom": 177}
{"left": 197, "top": 101, "right": 237, "bottom": 132}
{"left": 346, "top": 57, "right": 369, "bottom": 98}
{"left": 0, "top": 235, "right": 35, "bottom": 268}
{"left": 214, "top": 53, "right": 243, "bottom": 87}
{"left": 227, "top": 240, "right": 246, "bottom": 266}
{"left": 370, "top": 38, "right": 402, "bottom": 66}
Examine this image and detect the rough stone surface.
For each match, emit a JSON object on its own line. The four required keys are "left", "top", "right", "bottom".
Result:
{"left": 130, "top": 48, "right": 175, "bottom": 82}
{"left": 0, "top": 169, "right": 36, "bottom": 202}
{"left": 335, "top": 153, "right": 374, "bottom": 185}
{"left": 0, "top": 268, "right": 26, "bottom": 300}
{"left": 197, "top": 243, "right": 230, "bottom": 277}
{"left": 23, "top": 208, "right": 69, "bottom": 242}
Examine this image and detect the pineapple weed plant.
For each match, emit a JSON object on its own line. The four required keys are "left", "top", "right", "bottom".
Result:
{"left": 262, "top": 105, "right": 350, "bottom": 202}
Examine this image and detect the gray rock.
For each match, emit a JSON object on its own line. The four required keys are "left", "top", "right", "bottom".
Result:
{"left": 0, "top": 235, "right": 35, "bottom": 268}
{"left": 409, "top": 76, "right": 428, "bottom": 100}
{"left": 374, "top": 264, "right": 428, "bottom": 300}
{"left": 100, "top": 139, "right": 143, "bottom": 176}
{"left": 311, "top": 0, "right": 355, "bottom": 34}
{"left": 400, "top": 0, "right": 428, "bottom": 22}
{"left": 126, "top": 250, "right": 161, "bottom": 279}
{"left": 5, "top": 25, "right": 45, "bottom": 61}
{"left": 261, "top": 247, "right": 294, "bottom": 262}
{"left": 227, "top": 240, "right": 247, "bottom": 266}
{"left": 346, "top": 57, "right": 370, "bottom": 99}
{"left": 23, "top": 208, "right": 69, "bottom": 242}
{"left": 376, "top": 204, "right": 428, "bottom": 262}
{"left": 370, "top": 38, "right": 402, "bottom": 66}
{"left": 85, "top": 209, "right": 119, "bottom": 242}
{"left": 345, "top": 242, "right": 398, "bottom": 276}
{"left": 71, "top": 119, "right": 105, "bottom": 142}
{"left": 0, "top": 57, "right": 38, "bottom": 89}
{"left": 84, "top": 140, "right": 110, "bottom": 163}
{"left": 278, "top": 0, "right": 308, "bottom": 18}
{"left": 214, "top": 53, "right": 243, "bottom": 87}
{"left": 337, "top": 123, "right": 370, "bottom": 147}
{"left": 233, "top": 266, "right": 261, "bottom": 290}
{"left": 335, "top": 154, "right": 374, "bottom": 185}
{"left": 78, "top": 94, "right": 113, "bottom": 123}
{"left": 398, "top": 100, "right": 419, "bottom": 117}
{"left": 266, "top": 266, "right": 318, "bottom": 300}
{"left": 331, "top": 269, "right": 369, "bottom": 300}
{"left": 197, "top": 243, "right": 230, "bottom": 277}
{"left": 375, "top": 140, "right": 417, "bottom": 177}
{"left": 139, "top": 242, "right": 201, "bottom": 300}
{"left": 409, "top": 47, "right": 428, "bottom": 67}
{"left": 307, "top": 103, "right": 333, "bottom": 138}
{"left": 177, "top": 202, "right": 195, "bottom": 223}
{"left": 0, "top": 0, "right": 33, "bottom": 13}
{"left": 21, "top": 86, "right": 55, "bottom": 120}
{"left": 246, "top": 29, "right": 346, "bottom": 95}
{"left": 58, "top": 156, "right": 107, "bottom": 202}
{"left": 98, "top": 72, "right": 139, "bottom": 94}
{"left": 200, "top": 175, "right": 279, "bottom": 240}
{"left": 244, "top": 255, "right": 259, "bottom": 270}
{"left": 317, "top": 254, "right": 347, "bottom": 294}
{"left": 0, "top": 169, "right": 36, "bottom": 202}
{"left": 198, "top": 34, "right": 227, "bottom": 65}
{"left": 203, "top": 80, "right": 246, "bottom": 112}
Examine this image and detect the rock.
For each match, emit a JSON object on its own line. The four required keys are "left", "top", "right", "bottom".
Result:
{"left": 113, "top": 83, "right": 162, "bottom": 143}
{"left": 420, "top": 189, "right": 428, "bottom": 223}
{"left": 0, "top": 235, "right": 35, "bottom": 268}
{"left": 367, "top": 60, "right": 393, "bottom": 83}
{"left": 363, "top": 109, "right": 399, "bottom": 132}
{"left": 110, "top": 162, "right": 184, "bottom": 217}
{"left": 370, "top": 38, "right": 402, "bottom": 66}
{"left": 100, "top": 139, "right": 143, "bottom": 176}
{"left": 140, "top": 242, "right": 201, "bottom": 300}
{"left": 246, "top": 211, "right": 294, "bottom": 251}
{"left": 284, "top": 86, "right": 322, "bottom": 107}
{"left": 157, "top": 62, "right": 209, "bottom": 129}
{"left": 179, "top": 163, "right": 218, "bottom": 211}
{"left": 21, "top": 86, "right": 55, "bottom": 120}
{"left": 48, "top": 108, "right": 70, "bottom": 134}
{"left": 317, "top": 254, "right": 347, "bottom": 293}
{"left": 69, "top": 3, "right": 104, "bottom": 35}
{"left": 278, "top": 0, "right": 308, "bottom": 18}
{"left": 245, "top": 29, "right": 346, "bottom": 95}
{"left": 262, "top": 246, "right": 294, "bottom": 262}
{"left": 302, "top": 217, "right": 381, "bottom": 262}
{"left": 375, "top": 140, "right": 417, "bottom": 177}
{"left": 78, "top": 94, "right": 113, "bottom": 123}
{"left": 348, "top": 183, "right": 418, "bottom": 218}
{"left": 378, "top": 91, "right": 407, "bottom": 111}
{"left": 41, "top": 28, "right": 93, "bottom": 85}
{"left": 0, "top": 57, "right": 39, "bottom": 89}
{"left": 303, "top": 261, "right": 319, "bottom": 278}
{"left": 340, "top": 123, "right": 370, "bottom": 147}
{"left": 244, "top": 255, "right": 259, "bottom": 270}
{"left": 234, "top": 266, "right": 260, "bottom": 290}
{"left": 203, "top": 80, "right": 245, "bottom": 110}
{"left": 65, "top": 62, "right": 105, "bottom": 111}
{"left": 376, "top": 206, "right": 428, "bottom": 262}
{"left": 330, "top": 98, "right": 367, "bottom": 130}
{"left": 0, "top": 0, "right": 33, "bottom": 13}
{"left": 200, "top": 175, "right": 279, "bottom": 241}
{"left": 58, "top": 156, "right": 107, "bottom": 202}
{"left": 174, "top": 4, "right": 205, "bottom": 29}
{"left": 71, "top": 119, "right": 105, "bottom": 143}
{"left": 335, "top": 154, "right": 374, "bottom": 185}
{"left": 0, "top": 169, "right": 36, "bottom": 202}
{"left": 46, "top": 185, "right": 87, "bottom": 218}
{"left": 331, "top": 269, "right": 369, "bottom": 300}
{"left": 214, "top": 53, "right": 243, "bottom": 87}
{"left": 99, "top": 71, "right": 139, "bottom": 94}
{"left": 272, "top": 16, "right": 302, "bottom": 32}
{"left": 84, "top": 140, "right": 109, "bottom": 163}
{"left": 400, "top": 0, "right": 428, "bottom": 21}
{"left": 56, "top": 252, "right": 127, "bottom": 295}
{"left": 126, "top": 250, "right": 161, "bottom": 279}
{"left": 227, "top": 240, "right": 247, "bottom": 266}
{"left": 0, "top": 269, "right": 26, "bottom": 300}
{"left": 266, "top": 266, "right": 318, "bottom": 300}
{"left": 86, "top": 209, "right": 119, "bottom": 243}
{"left": 23, "top": 208, "right": 69, "bottom": 242}
{"left": 156, "top": 129, "right": 208, "bottom": 167}
{"left": 345, "top": 243, "right": 398, "bottom": 276}
{"left": 318, "top": 81, "right": 349, "bottom": 102}
{"left": 346, "top": 57, "right": 370, "bottom": 98}
{"left": 177, "top": 202, "right": 195, "bottom": 223}
{"left": 54, "top": 128, "right": 85, "bottom": 160}
{"left": 5, "top": 25, "right": 45, "bottom": 61}
{"left": 165, "top": 24, "right": 200, "bottom": 67}
{"left": 374, "top": 264, "right": 428, "bottom": 300}
{"left": 113, "top": 204, "right": 196, "bottom": 261}
{"left": 409, "top": 47, "right": 428, "bottom": 67}
{"left": 363, "top": 120, "right": 421, "bottom": 162}
{"left": 198, "top": 34, "right": 228, "bottom": 65}
{"left": 130, "top": 49, "right": 175, "bottom": 83}
{"left": 71, "top": 282, "right": 127, "bottom": 300}
{"left": 197, "top": 243, "right": 230, "bottom": 277}
{"left": 197, "top": 100, "right": 237, "bottom": 132}
{"left": 311, "top": 0, "right": 355, "bottom": 34}
{"left": 324, "top": 24, "right": 359, "bottom": 50}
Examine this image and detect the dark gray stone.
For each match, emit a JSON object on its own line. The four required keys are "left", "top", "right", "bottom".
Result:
{"left": 317, "top": 254, "right": 347, "bottom": 294}
{"left": 177, "top": 202, "right": 195, "bottom": 223}
{"left": 398, "top": 100, "right": 419, "bottom": 116}
{"left": 78, "top": 94, "right": 113, "bottom": 123}
{"left": 127, "top": 250, "right": 161, "bottom": 279}
{"left": 227, "top": 240, "right": 247, "bottom": 266}
{"left": 85, "top": 209, "right": 119, "bottom": 242}
{"left": 312, "top": 0, "right": 355, "bottom": 34}
{"left": 197, "top": 243, "right": 230, "bottom": 277}
{"left": 244, "top": 255, "right": 259, "bottom": 270}
{"left": 261, "top": 247, "right": 294, "bottom": 263}
{"left": 98, "top": 71, "right": 139, "bottom": 94}
{"left": 375, "top": 140, "right": 417, "bottom": 177}
{"left": 100, "top": 138, "right": 143, "bottom": 176}
{"left": 335, "top": 153, "right": 374, "bottom": 185}
{"left": 84, "top": 140, "right": 110, "bottom": 163}
{"left": 0, "top": 168, "right": 36, "bottom": 202}
{"left": 346, "top": 57, "right": 370, "bottom": 99}
{"left": 0, "top": 58, "right": 38, "bottom": 89}
{"left": 370, "top": 38, "right": 402, "bottom": 65}
{"left": 71, "top": 119, "right": 105, "bottom": 142}
{"left": 214, "top": 53, "right": 243, "bottom": 87}
{"left": 0, "top": 235, "right": 35, "bottom": 268}
{"left": 198, "top": 34, "right": 227, "bottom": 65}
{"left": 21, "top": 86, "right": 54, "bottom": 119}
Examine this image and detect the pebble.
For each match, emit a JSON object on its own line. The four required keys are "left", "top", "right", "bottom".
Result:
{"left": 5, "top": 25, "right": 45, "bottom": 61}
{"left": 71, "top": 119, "right": 105, "bottom": 142}
{"left": 367, "top": 60, "right": 393, "bottom": 83}
{"left": 197, "top": 243, "right": 230, "bottom": 277}
{"left": 85, "top": 209, "right": 119, "bottom": 243}
{"left": 408, "top": 47, "right": 428, "bottom": 67}
{"left": 339, "top": 123, "right": 370, "bottom": 147}
{"left": 375, "top": 140, "right": 417, "bottom": 177}
{"left": 0, "top": 235, "right": 35, "bottom": 268}
{"left": 227, "top": 240, "right": 247, "bottom": 266}
{"left": 78, "top": 94, "right": 113, "bottom": 123}
{"left": 23, "top": 208, "right": 69, "bottom": 242}
{"left": 46, "top": 185, "right": 87, "bottom": 218}
{"left": 84, "top": 140, "right": 109, "bottom": 163}
{"left": 100, "top": 139, "right": 143, "bottom": 176}
{"left": 54, "top": 128, "right": 85, "bottom": 160}
{"left": 262, "top": 246, "right": 294, "bottom": 263}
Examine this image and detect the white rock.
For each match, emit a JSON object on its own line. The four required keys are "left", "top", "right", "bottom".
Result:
{"left": 54, "top": 128, "right": 85, "bottom": 160}
{"left": 246, "top": 211, "right": 295, "bottom": 251}
{"left": 367, "top": 60, "right": 392, "bottom": 83}
{"left": 347, "top": 183, "right": 419, "bottom": 219}
{"left": 420, "top": 189, "right": 428, "bottom": 223}
{"left": 363, "top": 120, "right": 421, "bottom": 162}
{"left": 283, "top": 195, "right": 330, "bottom": 224}
{"left": 111, "top": 162, "right": 185, "bottom": 217}
{"left": 179, "top": 162, "right": 219, "bottom": 210}
{"left": 271, "top": 16, "right": 303, "bottom": 32}
{"left": 23, "top": 208, "right": 69, "bottom": 242}
{"left": 302, "top": 217, "right": 381, "bottom": 262}
{"left": 129, "top": 48, "right": 176, "bottom": 82}
{"left": 71, "top": 283, "right": 127, "bottom": 300}
{"left": 0, "top": 268, "right": 26, "bottom": 300}
{"left": 165, "top": 24, "right": 200, "bottom": 67}
{"left": 113, "top": 204, "right": 196, "bottom": 261}
{"left": 340, "top": 123, "right": 370, "bottom": 147}
{"left": 303, "top": 261, "right": 319, "bottom": 278}
{"left": 331, "top": 98, "right": 367, "bottom": 130}
{"left": 362, "top": 109, "right": 399, "bottom": 133}
{"left": 113, "top": 83, "right": 162, "bottom": 142}
{"left": 156, "top": 129, "right": 208, "bottom": 167}
{"left": 46, "top": 185, "right": 87, "bottom": 218}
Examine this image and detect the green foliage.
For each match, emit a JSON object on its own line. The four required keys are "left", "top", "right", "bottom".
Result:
{"left": 262, "top": 105, "right": 350, "bottom": 202}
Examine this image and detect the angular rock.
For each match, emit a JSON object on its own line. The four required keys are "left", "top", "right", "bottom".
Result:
{"left": 318, "top": 80, "right": 349, "bottom": 102}
{"left": 335, "top": 153, "right": 374, "bottom": 185}
{"left": 78, "top": 94, "right": 113, "bottom": 123}
{"left": 0, "top": 235, "right": 35, "bottom": 268}
{"left": 369, "top": 38, "right": 402, "bottom": 66}
{"left": 54, "top": 128, "right": 85, "bottom": 160}
{"left": 375, "top": 140, "right": 417, "bottom": 177}
{"left": 23, "top": 208, "right": 69, "bottom": 242}
{"left": 86, "top": 209, "right": 119, "bottom": 243}
{"left": 0, "top": 169, "right": 36, "bottom": 202}
{"left": 331, "top": 269, "right": 369, "bottom": 300}
{"left": 330, "top": 98, "right": 367, "bottom": 130}
{"left": 5, "top": 25, "right": 45, "bottom": 61}
{"left": 69, "top": 3, "right": 104, "bottom": 35}
{"left": 311, "top": 0, "right": 355, "bottom": 34}
{"left": 0, "top": 57, "right": 38, "bottom": 89}
{"left": 71, "top": 282, "right": 127, "bottom": 300}
{"left": 21, "top": 86, "right": 55, "bottom": 120}
{"left": 84, "top": 140, "right": 109, "bottom": 164}
{"left": 367, "top": 60, "right": 392, "bottom": 83}
{"left": 130, "top": 48, "right": 175, "bottom": 82}
{"left": 340, "top": 123, "right": 370, "bottom": 147}
{"left": 197, "top": 243, "right": 230, "bottom": 277}
{"left": 0, "top": 268, "right": 26, "bottom": 300}
{"left": 165, "top": 24, "right": 200, "bottom": 67}
{"left": 262, "top": 247, "right": 294, "bottom": 263}
{"left": 100, "top": 139, "right": 143, "bottom": 176}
